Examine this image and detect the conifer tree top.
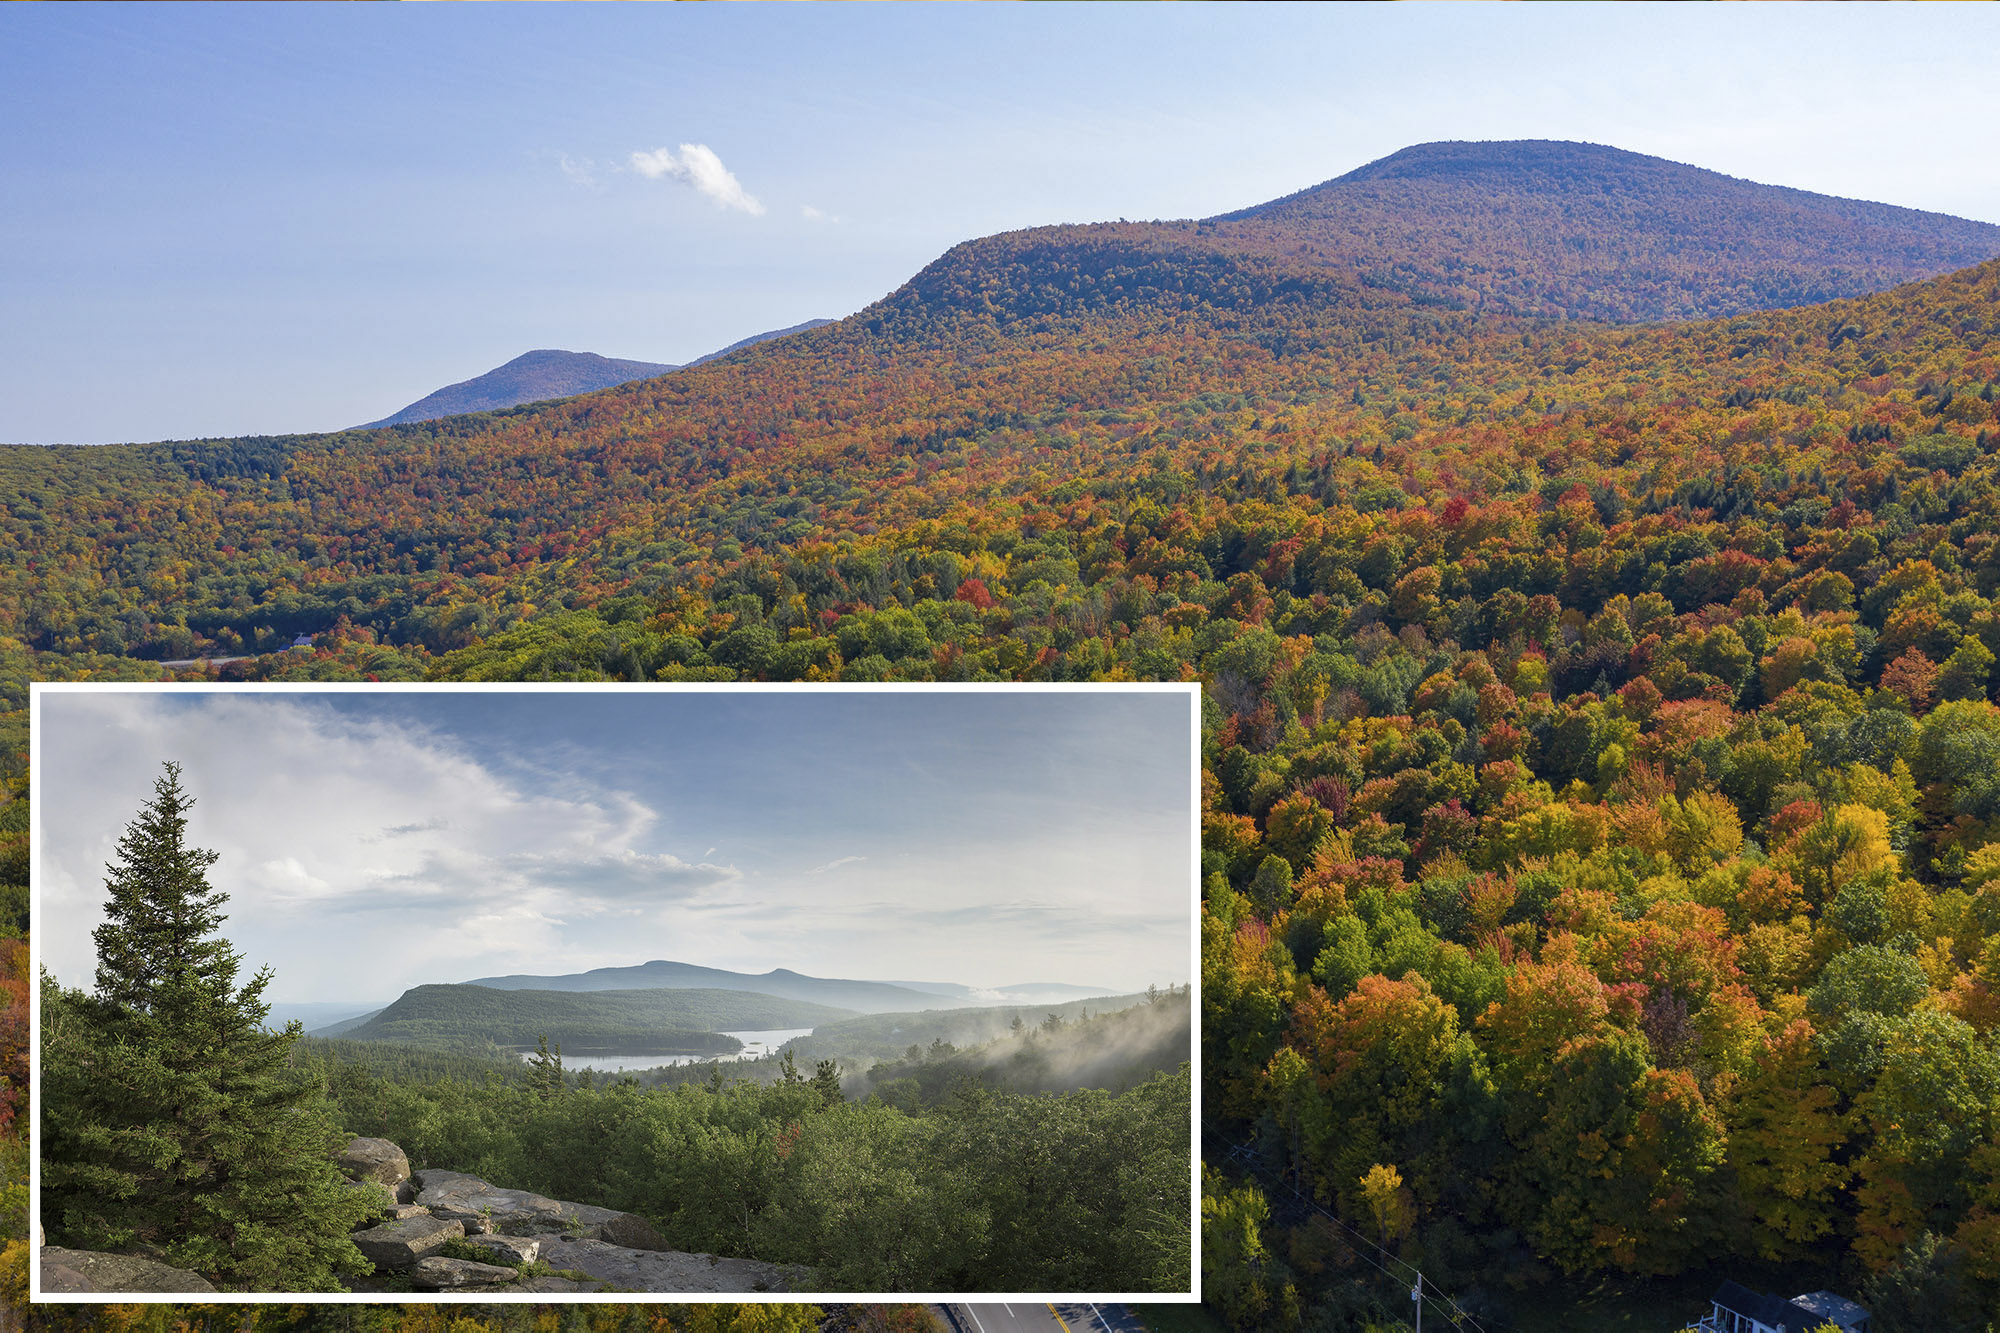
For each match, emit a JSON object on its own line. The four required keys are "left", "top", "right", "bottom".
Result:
{"left": 92, "top": 761, "right": 234, "bottom": 1012}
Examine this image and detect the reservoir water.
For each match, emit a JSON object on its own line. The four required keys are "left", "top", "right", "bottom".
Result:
{"left": 518, "top": 1027, "right": 814, "bottom": 1073}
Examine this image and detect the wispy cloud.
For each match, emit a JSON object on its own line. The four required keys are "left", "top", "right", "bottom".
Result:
{"left": 557, "top": 153, "right": 601, "bottom": 188}
{"left": 800, "top": 204, "right": 838, "bottom": 224}
{"left": 629, "top": 143, "right": 764, "bottom": 215}
{"left": 807, "top": 854, "right": 865, "bottom": 875}
{"left": 372, "top": 817, "right": 447, "bottom": 841}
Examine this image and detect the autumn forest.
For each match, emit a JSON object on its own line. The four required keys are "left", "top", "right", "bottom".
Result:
{"left": 10, "top": 139, "right": 2000, "bottom": 1329}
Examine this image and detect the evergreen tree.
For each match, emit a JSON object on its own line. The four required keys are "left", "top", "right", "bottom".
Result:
{"left": 527, "top": 1033, "right": 565, "bottom": 1100}
{"left": 39, "top": 762, "right": 375, "bottom": 1291}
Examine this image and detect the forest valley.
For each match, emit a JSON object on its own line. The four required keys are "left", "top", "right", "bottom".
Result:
{"left": 8, "top": 141, "right": 2000, "bottom": 1328}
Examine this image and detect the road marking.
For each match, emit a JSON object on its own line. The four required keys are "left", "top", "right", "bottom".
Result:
{"left": 1047, "top": 1307, "right": 1074, "bottom": 1333}
{"left": 1088, "top": 1304, "right": 1112, "bottom": 1332}
{"left": 963, "top": 1307, "right": 987, "bottom": 1333}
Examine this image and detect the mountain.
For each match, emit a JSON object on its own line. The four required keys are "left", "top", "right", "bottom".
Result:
{"left": 685, "top": 318, "right": 836, "bottom": 368}
{"left": 362, "top": 321, "right": 837, "bottom": 429}
{"left": 5, "top": 140, "right": 2000, "bottom": 674}
{"left": 1213, "top": 139, "right": 2000, "bottom": 320}
{"left": 334, "top": 983, "right": 856, "bottom": 1050}
{"left": 262, "top": 1000, "right": 388, "bottom": 1033}
{"left": 362, "top": 350, "right": 679, "bottom": 428}
{"left": 883, "top": 979, "right": 1125, "bottom": 1006}
{"left": 14, "top": 139, "right": 2000, "bottom": 1302}
{"left": 886, "top": 140, "right": 2000, "bottom": 333}
{"left": 464, "top": 960, "right": 1008, "bottom": 1015}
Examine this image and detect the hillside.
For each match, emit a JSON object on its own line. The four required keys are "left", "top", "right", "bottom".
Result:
{"left": 781, "top": 990, "right": 1161, "bottom": 1066}
{"left": 337, "top": 984, "right": 856, "bottom": 1052}
{"left": 1216, "top": 139, "right": 2000, "bottom": 320}
{"left": 11, "top": 139, "right": 2000, "bottom": 1310}
{"left": 362, "top": 350, "right": 679, "bottom": 428}
{"left": 853, "top": 988, "right": 1192, "bottom": 1103}
{"left": 5, "top": 143, "right": 2000, "bottom": 672}
{"left": 881, "top": 139, "right": 2000, "bottom": 333}
{"left": 362, "top": 321, "right": 838, "bottom": 429}
{"left": 684, "top": 318, "right": 836, "bottom": 368}
{"left": 465, "top": 960, "right": 973, "bottom": 1015}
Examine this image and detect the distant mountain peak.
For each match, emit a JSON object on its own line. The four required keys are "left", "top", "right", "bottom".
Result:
{"left": 361, "top": 320, "right": 836, "bottom": 430}
{"left": 362, "top": 349, "right": 677, "bottom": 429}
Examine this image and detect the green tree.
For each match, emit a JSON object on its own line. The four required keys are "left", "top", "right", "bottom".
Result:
{"left": 527, "top": 1033, "right": 566, "bottom": 1100}
{"left": 39, "top": 763, "right": 375, "bottom": 1290}
{"left": 1862, "top": 1232, "right": 1989, "bottom": 1333}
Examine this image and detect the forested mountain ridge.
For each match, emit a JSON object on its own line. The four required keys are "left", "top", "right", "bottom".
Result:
{"left": 7, "top": 141, "right": 2000, "bottom": 671}
{"left": 1216, "top": 139, "right": 2000, "bottom": 320}
{"left": 886, "top": 139, "right": 2000, "bottom": 332}
{"left": 464, "top": 958, "right": 1000, "bottom": 1014}
{"left": 337, "top": 984, "right": 856, "bottom": 1052}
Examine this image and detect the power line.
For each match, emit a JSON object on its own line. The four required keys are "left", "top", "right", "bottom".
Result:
{"left": 1204, "top": 1120, "right": 1489, "bottom": 1333}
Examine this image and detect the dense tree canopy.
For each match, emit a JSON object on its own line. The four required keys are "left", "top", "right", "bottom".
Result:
{"left": 8, "top": 144, "right": 2000, "bottom": 1324}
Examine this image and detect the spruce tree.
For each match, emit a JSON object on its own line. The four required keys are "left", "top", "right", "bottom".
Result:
{"left": 40, "top": 763, "right": 375, "bottom": 1290}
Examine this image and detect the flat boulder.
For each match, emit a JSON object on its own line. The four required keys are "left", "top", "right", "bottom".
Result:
{"left": 338, "top": 1138, "right": 411, "bottom": 1187}
{"left": 531, "top": 1237, "right": 798, "bottom": 1293}
{"left": 349, "top": 1215, "right": 464, "bottom": 1271}
{"left": 413, "top": 1168, "right": 666, "bottom": 1250}
{"left": 38, "top": 1247, "right": 216, "bottom": 1294}
{"left": 410, "top": 1256, "right": 519, "bottom": 1290}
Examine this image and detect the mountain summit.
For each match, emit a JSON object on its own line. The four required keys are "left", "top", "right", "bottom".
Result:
{"left": 362, "top": 321, "right": 838, "bottom": 430}
{"left": 363, "top": 349, "right": 677, "bottom": 429}
{"left": 1214, "top": 139, "right": 2000, "bottom": 319}
{"left": 886, "top": 139, "right": 2000, "bottom": 332}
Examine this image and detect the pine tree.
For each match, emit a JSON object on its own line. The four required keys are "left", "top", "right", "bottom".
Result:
{"left": 39, "top": 763, "right": 375, "bottom": 1291}
{"left": 527, "top": 1033, "right": 565, "bottom": 1100}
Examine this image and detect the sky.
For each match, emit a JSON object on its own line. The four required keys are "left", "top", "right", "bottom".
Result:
{"left": 36, "top": 687, "right": 1194, "bottom": 1008}
{"left": 4, "top": 4, "right": 1999, "bottom": 446}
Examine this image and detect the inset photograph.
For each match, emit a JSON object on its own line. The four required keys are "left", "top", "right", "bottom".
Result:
{"left": 32, "top": 685, "right": 1196, "bottom": 1302}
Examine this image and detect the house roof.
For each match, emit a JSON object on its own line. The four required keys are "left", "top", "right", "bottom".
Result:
{"left": 1711, "top": 1280, "right": 1826, "bottom": 1330}
{"left": 1791, "top": 1291, "right": 1869, "bottom": 1325}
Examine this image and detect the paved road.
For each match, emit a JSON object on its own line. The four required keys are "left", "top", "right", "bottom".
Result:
{"left": 938, "top": 1304, "right": 1152, "bottom": 1333}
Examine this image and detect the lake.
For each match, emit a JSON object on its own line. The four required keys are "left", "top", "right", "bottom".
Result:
{"left": 518, "top": 1027, "right": 815, "bottom": 1073}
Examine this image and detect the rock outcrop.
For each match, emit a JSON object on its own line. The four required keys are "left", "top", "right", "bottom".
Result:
{"left": 348, "top": 1216, "right": 464, "bottom": 1271}
{"left": 338, "top": 1137, "right": 411, "bottom": 1189}
{"left": 412, "top": 1168, "right": 671, "bottom": 1250}
{"left": 39, "top": 1247, "right": 216, "bottom": 1294}
{"left": 410, "top": 1256, "right": 519, "bottom": 1290}
{"left": 533, "top": 1238, "right": 793, "bottom": 1293}
{"left": 334, "top": 1139, "right": 803, "bottom": 1294}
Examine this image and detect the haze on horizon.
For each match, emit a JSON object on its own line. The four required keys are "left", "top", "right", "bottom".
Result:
{"left": 35, "top": 687, "right": 1195, "bottom": 1007}
{"left": 4, "top": 3, "right": 1998, "bottom": 445}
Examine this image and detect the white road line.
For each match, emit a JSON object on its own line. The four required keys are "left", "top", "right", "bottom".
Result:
{"left": 963, "top": 1306, "right": 988, "bottom": 1333}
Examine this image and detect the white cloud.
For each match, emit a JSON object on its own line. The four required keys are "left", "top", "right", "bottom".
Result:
{"left": 35, "top": 694, "right": 739, "bottom": 999}
{"left": 807, "top": 854, "right": 865, "bottom": 875}
{"left": 629, "top": 143, "right": 765, "bottom": 215}
{"left": 800, "top": 204, "right": 838, "bottom": 223}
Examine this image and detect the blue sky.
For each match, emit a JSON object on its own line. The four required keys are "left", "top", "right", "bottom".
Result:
{"left": 5, "top": 3, "right": 2000, "bottom": 445}
{"left": 36, "top": 688, "right": 1194, "bottom": 1004}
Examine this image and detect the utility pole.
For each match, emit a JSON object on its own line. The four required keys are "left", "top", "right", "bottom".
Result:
{"left": 1412, "top": 1271, "right": 1423, "bottom": 1333}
